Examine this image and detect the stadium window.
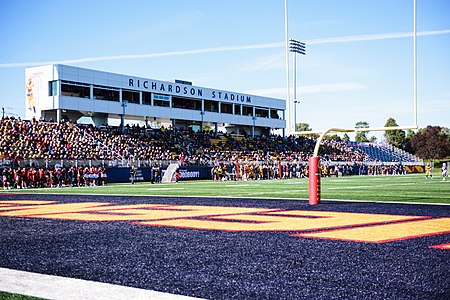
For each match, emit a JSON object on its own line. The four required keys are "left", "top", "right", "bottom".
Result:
{"left": 270, "top": 109, "right": 282, "bottom": 119}
{"left": 152, "top": 93, "right": 170, "bottom": 107}
{"left": 204, "top": 100, "right": 219, "bottom": 112}
{"left": 234, "top": 104, "right": 241, "bottom": 115}
{"left": 122, "top": 89, "right": 140, "bottom": 104}
{"left": 48, "top": 81, "right": 58, "bottom": 96}
{"left": 154, "top": 99, "right": 170, "bottom": 107}
{"left": 242, "top": 105, "right": 253, "bottom": 116}
{"left": 172, "top": 96, "right": 201, "bottom": 110}
{"left": 142, "top": 92, "right": 151, "bottom": 105}
{"left": 221, "top": 103, "right": 233, "bottom": 114}
{"left": 61, "top": 81, "right": 90, "bottom": 98}
{"left": 93, "top": 85, "right": 119, "bottom": 101}
{"left": 255, "top": 107, "right": 269, "bottom": 118}
{"left": 191, "top": 98, "right": 202, "bottom": 110}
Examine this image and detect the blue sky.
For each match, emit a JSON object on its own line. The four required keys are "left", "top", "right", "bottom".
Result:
{"left": 0, "top": 0, "right": 449, "bottom": 140}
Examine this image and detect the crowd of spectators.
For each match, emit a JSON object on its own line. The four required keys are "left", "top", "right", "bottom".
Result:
{"left": 0, "top": 116, "right": 407, "bottom": 188}
{"left": 0, "top": 116, "right": 114, "bottom": 161}
{"left": 0, "top": 116, "right": 371, "bottom": 164}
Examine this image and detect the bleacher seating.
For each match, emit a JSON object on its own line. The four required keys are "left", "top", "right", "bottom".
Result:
{"left": 0, "top": 116, "right": 421, "bottom": 164}
{"left": 348, "top": 142, "right": 422, "bottom": 162}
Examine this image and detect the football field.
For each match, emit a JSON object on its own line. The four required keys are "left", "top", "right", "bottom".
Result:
{"left": 7, "top": 173, "right": 450, "bottom": 204}
{"left": 0, "top": 174, "right": 449, "bottom": 299}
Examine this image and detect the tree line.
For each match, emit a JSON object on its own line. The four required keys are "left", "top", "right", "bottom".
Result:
{"left": 295, "top": 118, "right": 450, "bottom": 160}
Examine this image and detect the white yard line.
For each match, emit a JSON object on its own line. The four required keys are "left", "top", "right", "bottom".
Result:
{"left": 148, "top": 187, "right": 185, "bottom": 191}
{"left": 237, "top": 190, "right": 307, "bottom": 196}
{"left": 0, "top": 267, "right": 201, "bottom": 300}
{"left": 327, "top": 185, "right": 372, "bottom": 190}
{"left": 326, "top": 182, "right": 417, "bottom": 190}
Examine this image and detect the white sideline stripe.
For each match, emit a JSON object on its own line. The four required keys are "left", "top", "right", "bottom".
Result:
{"left": 148, "top": 187, "right": 185, "bottom": 191}
{"left": 237, "top": 190, "right": 307, "bottom": 196}
{"left": 0, "top": 267, "right": 202, "bottom": 300}
{"left": 327, "top": 182, "right": 417, "bottom": 190}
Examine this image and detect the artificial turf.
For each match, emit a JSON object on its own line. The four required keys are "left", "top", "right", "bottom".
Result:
{"left": 5, "top": 173, "right": 450, "bottom": 204}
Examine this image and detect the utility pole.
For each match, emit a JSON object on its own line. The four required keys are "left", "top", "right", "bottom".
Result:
{"left": 121, "top": 100, "right": 128, "bottom": 132}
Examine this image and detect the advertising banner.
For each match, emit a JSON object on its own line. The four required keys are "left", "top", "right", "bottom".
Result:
{"left": 105, "top": 166, "right": 212, "bottom": 183}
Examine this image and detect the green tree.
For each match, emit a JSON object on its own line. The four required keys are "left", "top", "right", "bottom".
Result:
{"left": 355, "top": 121, "right": 370, "bottom": 142}
{"left": 444, "top": 127, "right": 450, "bottom": 142}
{"left": 411, "top": 126, "right": 450, "bottom": 159}
{"left": 296, "top": 122, "right": 312, "bottom": 132}
{"left": 342, "top": 134, "right": 350, "bottom": 142}
{"left": 383, "top": 118, "right": 406, "bottom": 148}
{"left": 404, "top": 129, "right": 415, "bottom": 153}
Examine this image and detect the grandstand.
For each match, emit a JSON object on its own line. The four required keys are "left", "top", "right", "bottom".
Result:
{"left": 25, "top": 64, "right": 285, "bottom": 137}
{"left": 13, "top": 64, "right": 425, "bottom": 183}
{"left": 0, "top": 116, "right": 423, "bottom": 172}
{"left": 0, "top": 116, "right": 424, "bottom": 165}
{"left": 348, "top": 142, "right": 423, "bottom": 163}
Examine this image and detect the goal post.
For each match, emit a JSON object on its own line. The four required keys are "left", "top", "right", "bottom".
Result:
{"left": 308, "top": 156, "right": 320, "bottom": 205}
{"left": 284, "top": 0, "right": 418, "bottom": 204}
{"left": 302, "top": 126, "right": 418, "bottom": 205}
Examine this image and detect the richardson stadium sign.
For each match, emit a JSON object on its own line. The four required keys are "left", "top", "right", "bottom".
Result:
{"left": 0, "top": 200, "right": 449, "bottom": 250}
{"left": 128, "top": 78, "right": 252, "bottom": 103}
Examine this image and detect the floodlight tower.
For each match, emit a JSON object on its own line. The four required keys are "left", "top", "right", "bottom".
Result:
{"left": 289, "top": 39, "right": 306, "bottom": 131}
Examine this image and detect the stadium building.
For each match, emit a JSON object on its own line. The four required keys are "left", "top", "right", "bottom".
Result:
{"left": 25, "top": 64, "right": 286, "bottom": 135}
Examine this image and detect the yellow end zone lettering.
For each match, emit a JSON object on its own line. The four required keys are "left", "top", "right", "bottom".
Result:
{"left": 0, "top": 200, "right": 448, "bottom": 248}
{"left": 294, "top": 218, "right": 450, "bottom": 243}
{"left": 138, "top": 211, "right": 423, "bottom": 232}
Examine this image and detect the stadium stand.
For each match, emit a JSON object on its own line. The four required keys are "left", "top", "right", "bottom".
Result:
{"left": 0, "top": 116, "right": 370, "bottom": 163}
{"left": 0, "top": 116, "right": 422, "bottom": 188}
{"left": 348, "top": 142, "right": 422, "bottom": 163}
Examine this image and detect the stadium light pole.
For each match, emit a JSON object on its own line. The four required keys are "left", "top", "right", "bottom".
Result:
{"left": 121, "top": 100, "right": 128, "bottom": 132}
{"left": 413, "top": 0, "right": 417, "bottom": 128}
{"left": 200, "top": 111, "right": 205, "bottom": 132}
{"left": 293, "top": 100, "right": 299, "bottom": 131}
{"left": 289, "top": 39, "right": 306, "bottom": 132}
